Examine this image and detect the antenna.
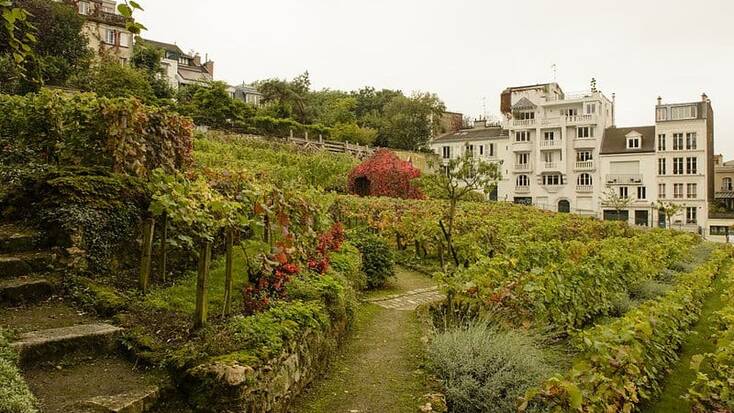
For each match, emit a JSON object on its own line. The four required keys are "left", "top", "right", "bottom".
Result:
{"left": 482, "top": 97, "right": 487, "bottom": 120}
{"left": 551, "top": 64, "right": 557, "bottom": 82}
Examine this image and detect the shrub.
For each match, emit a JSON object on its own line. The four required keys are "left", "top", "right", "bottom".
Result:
{"left": 0, "top": 89, "right": 194, "bottom": 177}
{"left": 0, "top": 330, "right": 38, "bottom": 413}
{"left": 350, "top": 230, "right": 395, "bottom": 289}
{"left": 427, "top": 323, "right": 555, "bottom": 413}
{"left": 630, "top": 279, "right": 671, "bottom": 300}
{"left": 329, "top": 242, "right": 367, "bottom": 290}
{"left": 347, "top": 149, "right": 424, "bottom": 199}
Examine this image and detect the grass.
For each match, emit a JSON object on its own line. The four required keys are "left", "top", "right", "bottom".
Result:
{"left": 642, "top": 271, "right": 728, "bottom": 413}
{"left": 143, "top": 246, "right": 255, "bottom": 316}
{"left": 292, "top": 267, "right": 436, "bottom": 413}
{"left": 364, "top": 266, "right": 436, "bottom": 300}
{"left": 0, "top": 329, "right": 38, "bottom": 413}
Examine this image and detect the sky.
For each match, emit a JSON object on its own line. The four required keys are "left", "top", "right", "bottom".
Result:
{"left": 137, "top": 0, "right": 734, "bottom": 158}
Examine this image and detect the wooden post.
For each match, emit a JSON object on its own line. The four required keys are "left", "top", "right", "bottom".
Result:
{"left": 194, "top": 242, "right": 212, "bottom": 329}
{"left": 139, "top": 218, "right": 155, "bottom": 293}
{"left": 305, "top": 131, "right": 309, "bottom": 141}
{"left": 289, "top": 129, "right": 294, "bottom": 139}
{"left": 158, "top": 213, "right": 168, "bottom": 283}
{"left": 222, "top": 229, "right": 234, "bottom": 317}
{"left": 438, "top": 238, "right": 446, "bottom": 271}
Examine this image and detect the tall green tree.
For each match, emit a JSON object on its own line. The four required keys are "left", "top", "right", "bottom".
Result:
{"left": 255, "top": 71, "right": 311, "bottom": 123}
{"left": 131, "top": 42, "right": 174, "bottom": 99}
{"left": 177, "top": 81, "right": 255, "bottom": 128}
{"left": 382, "top": 92, "right": 446, "bottom": 151}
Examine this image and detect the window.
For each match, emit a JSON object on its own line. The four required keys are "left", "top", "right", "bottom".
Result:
{"left": 687, "top": 183, "right": 697, "bottom": 199}
{"left": 658, "top": 158, "right": 666, "bottom": 175}
{"left": 577, "top": 126, "right": 595, "bottom": 138}
{"left": 674, "top": 183, "right": 684, "bottom": 199}
{"left": 479, "top": 145, "right": 484, "bottom": 156}
{"left": 561, "top": 108, "right": 578, "bottom": 116}
{"left": 658, "top": 183, "right": 666, "bottom": 199}
{"left": 577, "top": 151, "right": 593, "bottom": 161}
{"left": 442, "top": 146, "right": 450, "bottom": 159}
{"left": 542, "top": 175, "right": 562, "bottom": 186}
{"left": 488, "top": 143, "right": 495, "bottom": 157}
{"left": 686, "top": 133, "right": 697, "bottom": 150}
{"left": 78, "top": 1, "right": 91, "bottom": 15}
{"left": 119, "top": 33, "right": 130, "bottom": 48}
{"left": 466, "top": 144, "right": 474, "bottom": 156}
{"left": 515, "top": 131, "right": 529, "bottom": 142}
{"left": 104, "top": 29, "right": 117, "bottom": 45}
{"left": 544, "top": 131, "right": 555, "bottom": 141}
{"left": 711, "top": 226, "right": 731, "bottom": 236}
{"left": 656, "top": 107, "right": 668, "bottom": 121}
{"left": 671, "top": 105, "right": 697, "bottom": 120}
{"left": 516, "top": 175, "right": 530, "bottom": 187}
{"left": 657, "top": 134, "right": 666, "bottom": 151}
{"left": 577, "top": 173, "right": 592, "bottom": 186}
{"left": 637, "top": 186, "right": 647, "bottom": 200}
{"left": 723, "top": 177, "right": 733, "bottom": 191}
{"left": 179, "top": 57, "right": 190, "bottom": 65}
{"left": 517, "top": 153, "right": 529, "bottom": 165}
{"left": 518, "top": 111, "right": 535, "bottom": 120}
{"left": 543, "top": 152, "right": 553, "bottom": 163}
{"left": 687, "top": 157, "right": 698, "bottom": 174}
{"left": 673, "top": 133, "right": 684, "bottom": 150}
{"left": 585, "top": 103, "right": 596, "bottom": 114}
{"left": 627, "top": 137, "right": 641, "bottom": 149}
{"left": 673, "top": 157, "right": 684, "bottom": 175}
{"left": 619, "top": 187, "right": 629, "bottom": 199}
{"left": 686, "top": 207, "right": 697, "bottom": 224}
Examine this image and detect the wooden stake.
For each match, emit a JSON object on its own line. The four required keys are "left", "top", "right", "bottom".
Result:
{"left": 158, "top": 213, "right": 168, "bottom": 283}
{"left": 139, "top": 218, "right": 155, "bottom": 293}
{"left": 223, "top": 230, "right": 234, "bottom": 317}
{"left": 194, "top": 242, "right": 212, "bottom": 329}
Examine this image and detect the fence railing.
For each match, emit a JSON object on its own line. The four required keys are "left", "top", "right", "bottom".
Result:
{"left": 286, "top": 130, "right": 375, "bottom": 159}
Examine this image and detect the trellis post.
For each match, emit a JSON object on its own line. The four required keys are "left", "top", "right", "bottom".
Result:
{"left": 158, "top": 213, "right": 168, "bottom": 282}
{"left": 222, "top": 229, "right": 234, "bottom": 317}
{"left": 194, "top": 241, "right": 212, "bottom": 329}
{"left": 139, "top": 218, "right": 155, "bottom": 293}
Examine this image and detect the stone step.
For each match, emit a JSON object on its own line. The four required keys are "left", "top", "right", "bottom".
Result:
{"left": 81, "top": 386, "right": 161, "bottom": 413}
{"left": 0, "top": 277, "right": 56, "bottom": 305}
{"left": 0, "top": 224, "right": 41, "bottom": 253}
{"left": 0, "top": 251, "right": 56, "bottom": 278}
{"left": 12, "top": 323, "right": 123, "bottom": 366}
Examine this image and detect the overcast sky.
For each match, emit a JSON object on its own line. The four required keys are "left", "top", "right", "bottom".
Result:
{"left": 138, "top": 0, "right": 734, "bottom": 157}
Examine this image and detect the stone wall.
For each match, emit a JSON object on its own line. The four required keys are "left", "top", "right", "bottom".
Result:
{"left": 181, "top": 318, "right": 349, "bottom": 413}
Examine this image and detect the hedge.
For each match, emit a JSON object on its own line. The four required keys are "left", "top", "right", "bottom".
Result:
{"left": 520, "top": 248, "right": 730, "bottom": 412}
{"left": 0, "top": 89, "right": 194, "bottom": 177}
{"left": 688, "top": 259, "right": 734, "bottom": 412}
{"left": 0, "top": 330, "right": 38, "bottom": 413}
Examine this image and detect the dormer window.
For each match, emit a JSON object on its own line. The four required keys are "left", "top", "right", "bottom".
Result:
{"left": 78, "top": 1, "right": 91, "bottom": 15}
{"left": 179, "top": 57, "right": 190, "bottom": 65}
{"left": 517, "top": 111, "right": 535, "bottom": 120}
{"left": 626, "top": 132, "right": 642, "bottom": 149}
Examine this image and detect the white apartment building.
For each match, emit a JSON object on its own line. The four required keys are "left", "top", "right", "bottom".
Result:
{"left": 498, "top": 83, "right": 614, "bottom": 214}
{"left": 140, "top": 39, "right": 214, "bottom": 90}
{"left": 430, "top": 82, "right": 716, "bottom": 236}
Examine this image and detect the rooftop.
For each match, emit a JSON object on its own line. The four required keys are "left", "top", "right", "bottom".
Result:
{"left": 600, "top": 126, "right": 656, "bottom": 155}
{"left": 432, "top": 125, "right": 508, "bottom": 144}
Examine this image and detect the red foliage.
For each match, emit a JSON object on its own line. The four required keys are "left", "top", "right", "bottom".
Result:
{"left": 308, "top": 223, "right": 345, "bottom": 274}
{"left": 348, "top": 149, "right": 425, "bottom": 200}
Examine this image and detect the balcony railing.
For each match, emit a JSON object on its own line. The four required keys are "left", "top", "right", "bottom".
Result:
{"left": 543, "top": 162, "right": 558, "bottom": 170}
{"left": 540, "top": 140, "right": 561, "bottom": 148}
{"left": 565, "top": 114, "right": 594, "bottom": 124}
{"left": 606, "top": 174, "right": 643, "bottom": 185}
{"left": 575, "top": 160, "right": 594, "bottom": 170}
{"left": 576, "top": 185, "right": 593, "bottom": 193}
{"left": 514, "top": 163, "right": 532, "bottom": 172}
{"left": 515, "top": 186, "right": 530, "bottom": 194}
{"left": 512, "top": 119, "right": 536, "bottom": 127}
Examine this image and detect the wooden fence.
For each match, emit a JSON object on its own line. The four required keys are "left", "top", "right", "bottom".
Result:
{"left": 286, "top": 130, "right": 375, "bottom": 159}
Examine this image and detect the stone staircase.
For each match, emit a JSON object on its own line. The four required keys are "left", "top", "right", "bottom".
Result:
{"left": 0, "top": 223, "right": 166, "bottom": 413}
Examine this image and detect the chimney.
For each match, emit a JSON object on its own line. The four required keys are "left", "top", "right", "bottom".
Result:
{"left": 657, "top": 96, "right": 662, "bottom": 106}
{"left": 473, "top": 118, "right": 487, "bottom": 128}
{"left": 702, "top": 92, "right": 709, "bottom": 102}
{"left": 204, "top": 60, "right": 214, "bottom": 77}
{"left": 192, "top": 53, "right": 201, "bottom": 66}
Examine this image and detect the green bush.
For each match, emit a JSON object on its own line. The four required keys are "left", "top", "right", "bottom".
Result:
{"left": 427, "top": 323, "right": 554, "bottom": 413}
{"left": 0, "top": 330, "right": 38, "bottom": 413}
{"left": 0, "top": 89, "right": 194, "bottom": 177}
{"left": 350, "top": 230, "right": 395, "bottom": 289}
{"left": 329, "top": 242, "right": 367, "bottom": 290}
{"left": 630, "top": 279, "right": 671, "bottom": 300}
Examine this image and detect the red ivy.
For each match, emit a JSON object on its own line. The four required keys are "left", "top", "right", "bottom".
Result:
{"left": 308, "top": 223, "right": 345, "bottom": 274}
{"left": 348, "top": 149, "right": 425, "bottom": 200}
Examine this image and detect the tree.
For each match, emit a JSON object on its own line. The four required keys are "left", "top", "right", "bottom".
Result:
{"left": 131, "top": 42, "right": 174, "bottom": 99}
{"left": 254, "top": 71, "right": 311, "bottom": 123}
{"left": 0, "top": 0, "right": 37, "bottom": 71}
{"left": 600, "top": 187, "right": 634, "bottom": 221}
{"left": 1, "top": 0, "right": 90, "bottom": 94}
{"left": 657, "top": 201, "right": 684, "bottom": 229}
{"left": 331, "top": 122, "right": 377, "bottom": 145}
{"left": 176, "top": 81, "right": 255, "bottom": 129}
{"left": 429, "top": 149, "right": 501, "bottom": 266}
{"left": 382, "top": 92, "right": 446, "bottom": 151}
{"left": 78, "top": 59, "right": 155, "bottom": 101}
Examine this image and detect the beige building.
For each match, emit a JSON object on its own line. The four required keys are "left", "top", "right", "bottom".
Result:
{"left": 140, "top": 39, "right": 214, "bottom": 89}
{"left": 67, "top": 0, "right": 134, "bottom": 63}
{"left": 709, "top": 155, "right": 734, "bottom": 241}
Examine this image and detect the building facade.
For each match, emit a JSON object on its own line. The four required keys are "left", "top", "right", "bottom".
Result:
{"left": 430, "top": 82, "right": 716, "bottom": 236}
{"left": 67, "top": 0, "right": 134, "bottom": 63}
{"left": 140, "top": 39, "right": 214, "bottom": 89}
{"left": 231, "top": 83, "right": 264, "bottom": 107}
{"left": 710, "top": 155, "right": 734, "bottom": 241}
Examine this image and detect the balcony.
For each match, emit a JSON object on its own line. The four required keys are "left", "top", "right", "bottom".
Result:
{"left": 606, "top": 174, "right": 643, "bottom": 185}
{"left": 574, "top": 138, "right": 598, "bottom": 149}
{"left": 540, "top": 140, "right": 561, "bottom": 149}
{"left": 575, "top": 160, "right": 594, "bottom": 171}
{"left": 514, "top": 163, "right": 533, "bottom": 172}
{"left": 565, "top": 114, "right": 595, "bottom": 125}
{"left": 512, "top": 141, "right": 533, "bottom": 152}
{"left": 576, "top": 185, "right": 594, "bottom": 193}
{"left": 542, "top": 162, "right": 560, "bottom": 172}
{"left": 512, "top": 119, "right": 535, "bottom": 127}
{"left": 515, "top": 186, "right": 531, "bottom": 194}
{"left": 541, "top": 117, "right": 561, "bottom": 126}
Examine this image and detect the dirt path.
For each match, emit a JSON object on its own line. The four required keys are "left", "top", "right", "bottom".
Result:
{"left": 292, "top": 267, "right": 439, "bottom": 413}
{"left": 642, "top": 267, "right": 728, "bottom": 413}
